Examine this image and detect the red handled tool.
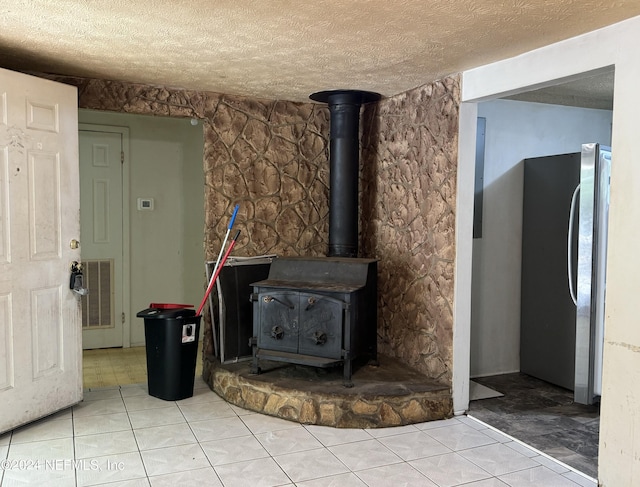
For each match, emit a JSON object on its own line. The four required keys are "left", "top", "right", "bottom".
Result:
{"left": 196, "top": 229, "right": 241, "bottom": 316}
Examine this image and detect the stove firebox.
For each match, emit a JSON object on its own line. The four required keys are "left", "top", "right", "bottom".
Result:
{"left": 250, "top": 257, "right": 377, "bottom": 386}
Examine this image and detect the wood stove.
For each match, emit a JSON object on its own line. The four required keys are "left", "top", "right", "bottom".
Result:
{"left": 249, "top": 89, "right": 380, "bottom": 386}
{"left": 250, "top": 256, "right": 377, "bottom": 386}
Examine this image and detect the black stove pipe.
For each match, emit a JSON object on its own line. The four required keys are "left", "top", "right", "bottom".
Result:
{"left": 310, "top": 90, "right": 381, "bottom": 258}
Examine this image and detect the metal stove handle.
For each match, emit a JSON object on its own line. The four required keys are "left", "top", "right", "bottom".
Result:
{"left": 263, "top": 295, "right": 294, "bottom": 309}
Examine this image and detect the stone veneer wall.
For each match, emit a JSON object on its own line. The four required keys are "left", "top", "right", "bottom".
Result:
{"left": 361, "top": 77, "right": 460, "bottom": 384}
{"left": 50, "top": 74, "right": 459, "bottom": 388}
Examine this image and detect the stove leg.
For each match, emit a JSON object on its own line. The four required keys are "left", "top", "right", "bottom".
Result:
{"left": 249, "top": 337, "right": 261, "bottom": 374}
{"left": 343, "top": 359, "right": 353, "bottom": 388}
{"left": 250, "top": 356, "right": 261, "bottom": 375}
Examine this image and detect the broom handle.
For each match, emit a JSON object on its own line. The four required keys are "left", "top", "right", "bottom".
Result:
{"left": 197, "top": 230, "right": 241, "bottom": 316}
{"left": 212, "top": 204, "right": 239, "bottom": 277}
{"left": 200, "top": 204, "right": 239, "bottom": 313}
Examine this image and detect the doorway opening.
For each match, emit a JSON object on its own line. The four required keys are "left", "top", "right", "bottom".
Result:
{"left": 78, "top": 110, "right": 205, "bottom": 389}
{"left": 466, "top": 68, "right": 614, "bottom": 479}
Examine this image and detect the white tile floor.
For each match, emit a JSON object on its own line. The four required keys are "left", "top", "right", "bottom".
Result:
{"left": 0, "top": 378, "right": 598, "bottom": 487}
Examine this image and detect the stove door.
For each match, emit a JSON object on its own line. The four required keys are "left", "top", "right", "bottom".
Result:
{"left": 298, "top": 293, "right": 344, "bottom": 359}
{"left": 256, "top": 290, "right": 299, "bottom": 353}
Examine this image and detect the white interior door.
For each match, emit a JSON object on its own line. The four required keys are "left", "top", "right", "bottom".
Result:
{"left": 79, "top": 126, "right": 127, "bottom": 349}
{"left": 0, "top": 68, "right": 82, "bottom": 433}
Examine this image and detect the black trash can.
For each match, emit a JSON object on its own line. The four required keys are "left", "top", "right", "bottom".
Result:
{"left": 136, "top": 306, "right": 201, "bottom": 401}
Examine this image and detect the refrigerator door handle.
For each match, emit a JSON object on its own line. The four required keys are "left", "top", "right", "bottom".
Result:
{"left": 567, "top": 184, "right": 580, "bottom": 306}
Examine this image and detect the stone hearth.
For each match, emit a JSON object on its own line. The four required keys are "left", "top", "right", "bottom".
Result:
{"left": 202, "top": 354, "right": 452, "bottom": 428}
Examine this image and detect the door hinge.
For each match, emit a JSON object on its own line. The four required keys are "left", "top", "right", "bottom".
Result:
{"left": 121, "top": 151, "right": 124, "bottom": 164}
{"left": 122, "top": 312, "right": 125, "bottom": 324}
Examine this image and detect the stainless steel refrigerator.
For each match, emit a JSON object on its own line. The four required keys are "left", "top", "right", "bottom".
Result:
{"left": 520, "top": 143, "right": 611, "bottom": 405}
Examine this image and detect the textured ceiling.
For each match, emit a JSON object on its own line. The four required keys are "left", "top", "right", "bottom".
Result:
{"left": 0, "top": 1, "right": 638, "bottom": 103}
{"left": 505, "top": 68, "right": 615, "bottom": 110}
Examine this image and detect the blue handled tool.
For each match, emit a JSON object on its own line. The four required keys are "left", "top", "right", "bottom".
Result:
{"left": 199, "top": 204, "right": 239, "bottom": 315}
{"left": 213, "top": 204, "right": 239, "bottom": 274}
{"left": 198, "top": 229, "right": 241, "bottom": 316}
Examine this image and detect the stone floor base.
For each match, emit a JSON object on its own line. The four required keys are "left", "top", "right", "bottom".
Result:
{"left": 202, "top": 354, "right": 453, "bottom": 428}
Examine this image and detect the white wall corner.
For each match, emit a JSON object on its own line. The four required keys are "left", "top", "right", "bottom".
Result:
{"left": 452, "top": 101, "right": 477, "bottom": 414}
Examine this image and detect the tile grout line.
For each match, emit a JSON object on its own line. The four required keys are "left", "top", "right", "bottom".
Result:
{"left": 71, "top": 405, "right": 78, "bottom": 487}
{"left": 238, "top": 412, "right": 298, "bottom": 485}
{"left": 120, "top": 385, "right": 150, "bottom": 484}
{"left": 301, "top": 423, "right": 440, "bottom": 484}
{"left": 0, "top": 430, "right": 8, "bottom": 486}
{"left": 298, "top": 423, "right": 357, "bottom": 481}
{"left": 184, "top": 397, "right": 226, "bottom": 486}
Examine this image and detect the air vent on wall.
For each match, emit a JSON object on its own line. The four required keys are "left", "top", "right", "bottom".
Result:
{"left": 81, "top": 259, "right": 114, "bottom": 329}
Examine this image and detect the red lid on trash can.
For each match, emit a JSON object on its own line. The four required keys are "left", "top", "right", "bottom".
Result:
{"left": 149, "top": 303, "right": 194, "bottom": 309}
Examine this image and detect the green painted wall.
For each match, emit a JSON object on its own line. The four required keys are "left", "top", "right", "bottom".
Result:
{"left": 79, "top": 110, "right": 205, "bottom": 346}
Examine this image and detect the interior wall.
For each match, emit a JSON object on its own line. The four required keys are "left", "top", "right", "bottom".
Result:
{"left": 460, "top": 15, "right": 640, "bottom": 486}
{"left": 471, "top": 99, "right": 612, "bottom": 377}
{"left": 78, "top": 110, "right": 204, "bottom": 346}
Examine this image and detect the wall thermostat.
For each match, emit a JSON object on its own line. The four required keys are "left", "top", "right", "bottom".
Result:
{"left": 137, "top": 198, "right": 154, "bottom": 211}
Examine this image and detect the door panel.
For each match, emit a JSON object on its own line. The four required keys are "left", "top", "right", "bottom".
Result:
{"left": 298, "top": 294, "right": 343, "bottom": 359}
{"left": 79, "top": 128, "right": 125, "bottom": 349}
{"left": 29, "top": 151, "right": 61, "bottom": 259}
{"left": 31, "top": 287, "right": 63, "bottom": 378}
{"left": 0, "top": 67, "right": 82, "bottom": 434}
{"left": 257, "top": 291, "right": 299, "bottom": 353}
{"left": 0, "top": 293, "right": 12, "bottom": 391}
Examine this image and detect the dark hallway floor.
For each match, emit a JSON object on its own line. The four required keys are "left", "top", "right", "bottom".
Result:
{"left": 467, "top": 372, "right": 600, "bottom": 479}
